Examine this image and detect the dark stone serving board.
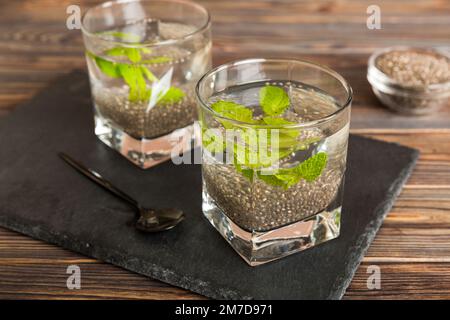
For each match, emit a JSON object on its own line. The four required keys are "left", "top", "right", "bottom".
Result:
{"left": 0, "top": 71, "right": 418, "bottom": 300}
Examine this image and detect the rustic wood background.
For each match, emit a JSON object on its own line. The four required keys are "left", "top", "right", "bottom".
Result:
{"left": 0, "top": 0, "right": 450, "bottom": 299}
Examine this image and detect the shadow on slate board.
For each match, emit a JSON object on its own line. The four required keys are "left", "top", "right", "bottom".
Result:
{"left": 0, "top": 70, "right": 419, "bottom": 299}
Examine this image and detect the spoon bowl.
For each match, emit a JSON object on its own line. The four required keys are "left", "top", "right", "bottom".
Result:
{"left": 59, "top": 152, "right": 185, "bottom": 233}
{"left": 136, "top": 208, "right": 184, "bottom": 232}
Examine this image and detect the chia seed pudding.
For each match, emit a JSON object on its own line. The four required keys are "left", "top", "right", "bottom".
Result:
{"left": 93, "top": 82, "right": 197, "bottom": 138}
{"left": 202, "top": 81, "right": 349, "bottom": 232}
{"left": 87, "top": 21, "right": 211, "bottom": 139}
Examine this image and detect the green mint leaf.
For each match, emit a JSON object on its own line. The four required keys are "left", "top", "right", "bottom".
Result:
{"left": 210, "top": 101, "right": 255, "bottom": 124}
{"left": 117, "top": 64, "right": 138, "bottom": 101}
{"left": 241, "top": 168, "right": 254, "bottom": 180}
{"left": 105, "top": 47, "right": 127, "bottom": 56}
{"left": 234, "top": 142, "right": 260, "bottom": 169}
{"left": 89, "top": 51, "right": 150, "bottom": 102}
{"left": 140, "top": 48, "right": 152, "bottom": 54}
{"left": 145, "top": 87, "right": 185, "bottom": 105}
{"left": 235, "top": 163, "right": 254, "bottom": 181}
{"left": 157, "top": 87, "right": 185, "bottom": 105}
{"left": 274, "top": 167, "right": 302, "bottom": 189}
{"left": 141, "top": 67, "right": 157, "bottom": 82}
{"left": 257, "top": 152, "right": 328, "bottom": 188}
{"left": 257, "top": 172, "right": 288, "bottom": 188}
{"left": 106, "top": 47, "right": 142, "bottom": 63}
{"left": 87, "top": 52, "right": 121, "bottom": 78}
{"left": 117, "top": 64, "right": 149, "bottom": 102}
{"left": 296, "top": 152, "right": 328, "bottom": 182}
{"left": 260, "top": 116, "right": 300, "bottom": 151}
{"left": 262, "top": 116, "right": 299, "bottom": 138}
{"left": 233, "top": 129, "right": 285, "bottom": 169}
{"left": 142, "top": 56, "right": 172, "bottom": 64}
{"left": 125, "top": 48, "right": 141, "bottom": 63}
{"left": 259, "top": 85, "right": 290, "bottom": 116}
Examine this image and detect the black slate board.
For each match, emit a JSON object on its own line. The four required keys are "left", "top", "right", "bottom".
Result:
{"left": 0, "top": 71, "right": 418, "bottom": 300}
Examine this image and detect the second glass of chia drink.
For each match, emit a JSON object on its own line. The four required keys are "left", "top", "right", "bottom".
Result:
{"left": 196, "top": 58, "right": 352, "bottom": 266}
{"left": 81, "top": 0, "right": 211, "bottom": 168}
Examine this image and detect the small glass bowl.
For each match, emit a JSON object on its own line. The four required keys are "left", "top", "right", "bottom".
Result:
{"left": 367, "top": 46, "right": 450, "bottom": 115}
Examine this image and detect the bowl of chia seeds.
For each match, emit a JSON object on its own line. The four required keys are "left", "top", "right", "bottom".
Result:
{"left": 367, "top": 47, "right": 450, "bottom": 115}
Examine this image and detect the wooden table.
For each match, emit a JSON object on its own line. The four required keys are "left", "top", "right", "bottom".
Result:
{"left": 1, "top": 0, "right": 449, "bottom": 299}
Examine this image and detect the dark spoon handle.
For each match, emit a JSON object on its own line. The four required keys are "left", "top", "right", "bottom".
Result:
{"left": 59, "top": 152, "right": 139, "bottom": 209}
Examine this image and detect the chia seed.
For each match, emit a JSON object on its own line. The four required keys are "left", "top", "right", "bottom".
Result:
{"left": 368, "top": 47, "right": 450, "bottom": 115}
{"left": 93, "top": 84, "right": 197, "bottom": 139}
{"left": 203, "top": 160, "right": 343, "bottom": 231}
{"left": 376, "top": 50, "right": 450, "bottom": 87}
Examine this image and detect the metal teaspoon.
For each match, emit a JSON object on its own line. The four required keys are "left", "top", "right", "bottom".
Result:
{"left": 59, "top": 152, "right": 184, "bottom": 232}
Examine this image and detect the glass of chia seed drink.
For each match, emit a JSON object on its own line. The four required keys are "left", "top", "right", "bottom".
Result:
{"left": 81, "top": 0, "right": 211, "bottom": 168}
{"left": 196, "top": 58, "right": 352, "bottom": 266}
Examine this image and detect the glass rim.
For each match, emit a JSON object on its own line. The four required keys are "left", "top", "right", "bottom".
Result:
{"left": 196, "top": 58, "right": 353, "bottom": 129}
{"left": 81, "top": 0, "right": 211, "bottom": 48}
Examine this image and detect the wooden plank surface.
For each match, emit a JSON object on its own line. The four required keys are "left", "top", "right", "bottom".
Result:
{"left": 0, "top": 0, "right": 449, "bottom": 299}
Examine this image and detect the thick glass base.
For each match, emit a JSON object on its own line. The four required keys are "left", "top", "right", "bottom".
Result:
{"left": 94, "top": 113, "right": 196, "bottom": 169}
{"left": 202, "top": 189, "right": 341, "bottom": 266}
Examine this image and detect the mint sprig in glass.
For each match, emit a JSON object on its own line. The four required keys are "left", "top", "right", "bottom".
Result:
{"left": 197, "top": 58, "right": 352, "bottom": 266}
{"left": 205, "top": 85, "right": 328, "bottom": 189}
{"left": 81, "top": 0, "right": 211, "bottom": 168}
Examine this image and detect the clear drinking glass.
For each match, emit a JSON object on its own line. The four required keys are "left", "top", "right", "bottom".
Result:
{"left": 82, "top": 0, "right": 211, "bottom": 168}
{"left": 196, "top": 58, "right": 352, "bottom": 266}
